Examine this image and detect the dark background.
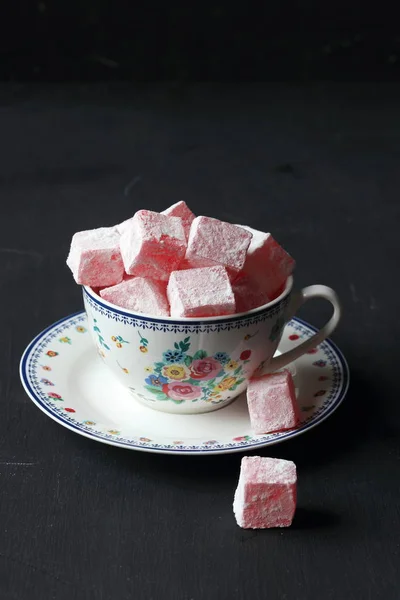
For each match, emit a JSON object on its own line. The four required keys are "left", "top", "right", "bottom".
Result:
{"left": 1, "top": 3, "right": 400, "bottom": 600}
{"left": 1, "top": 1, "right": 400, "bottom": 81}
{"left": 1, "top": 82, "right": 399, "bottom": 600}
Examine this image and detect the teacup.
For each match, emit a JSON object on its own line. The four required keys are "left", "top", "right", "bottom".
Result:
{"left": 82, "top": 278, "right": 341, "bottom": 414}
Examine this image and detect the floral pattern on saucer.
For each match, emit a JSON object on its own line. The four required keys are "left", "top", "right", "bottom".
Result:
{"left": 20, "top": 312, "right": 349, "bottom": 455}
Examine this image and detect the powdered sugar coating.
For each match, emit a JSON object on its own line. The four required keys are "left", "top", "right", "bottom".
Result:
{"left": 232, "top": 273, "right": 270, "bottom": 313}
{"left": 167, "top": 265, "right": 236, "bottom": 318}
{"left": 115, "top": 216, "right": 134, "bottom": 236}
{"left": 247, "top": 370, "right": 300, "bottom": 434}
{"left": 100, "top": 277, "right": 169, "bottom": 316}
{"left": 185, "top": 216, "right": 252, "bottom": 276}
{"left": 239, "top": 456, "right": 297, "bottom": 484}
{"left": 120, "top": 210, "right": 186, "bottom": 281}
{"left": 161, "top": 201, "right": 195, "bottom": 240}
{"left": 66, "top": 227, "right": 124, "bottom": 287}
{"left": 240, "top": 225, "right": 295, "bottom": 299}
{"left": 233, "top": 456, "right": 297, "bottom": 529}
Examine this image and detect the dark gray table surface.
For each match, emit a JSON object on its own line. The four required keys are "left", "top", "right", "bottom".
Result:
{"left": 0, "top": 84, "right": 399, "bottom": 600}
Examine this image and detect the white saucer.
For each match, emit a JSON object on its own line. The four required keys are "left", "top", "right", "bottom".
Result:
{"left": 20, "top": 312, "right": 349, "bottom": 455}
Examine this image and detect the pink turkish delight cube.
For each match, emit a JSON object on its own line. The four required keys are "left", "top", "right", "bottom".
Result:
{"left": 232, "top": 274, "right": 270, "bottom": 313}
{"left": 115, "top": 216, "right": 134, "bottom": 236}
{"left": 161, "top": 201, "right": 195, "bottom": 240}
{"left": 240, "top": 225, "right": 295, "bottom": 299}
{"left": 185, "top": 216, "right": 252, "bottom": 277}
{"left": 66, "top": 227, "right": 124, "bottom": 287}
{"left": 233, "top": 456, "right": 297, "bottom": 529}
{"left": 167, "top": 265, "right": 235, "bottom": 318}
{"left": 247, "top": 370, "right": 300, "bottom": 434}
{"left": 100, "top": 277, "right": 169, "bottom": 316}
{"left": 120, "top": 210, "right": 186, "bottom": 281}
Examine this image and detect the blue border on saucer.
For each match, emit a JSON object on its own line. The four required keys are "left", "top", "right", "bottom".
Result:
{"left": 19, "top": 312, "right": 350, "bottom": 455}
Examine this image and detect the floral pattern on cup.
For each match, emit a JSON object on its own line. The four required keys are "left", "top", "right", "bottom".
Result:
{"left": 117, "top": 361, "right": 129, "bottom": 374}
{"left": 143, "top": 337, "right": 248, "bottom": 405}
{"left": 138, "top": 329, "right": 149, "bottom": 353}
{"left": 111, "top": 335, "right": 129, "bottom": 349}
{"left": 93, "top": 319, "right": 110, "bottom": 350}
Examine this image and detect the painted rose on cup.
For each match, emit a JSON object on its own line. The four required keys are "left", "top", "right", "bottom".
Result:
{"left": 143, "top": 337, "right": 247, "bottom": 405}
{"left": 190, "top": 357, "right": 222, "bottom": 380}
{"left": 162, "top": 383, "right": 202, "bottom": 402}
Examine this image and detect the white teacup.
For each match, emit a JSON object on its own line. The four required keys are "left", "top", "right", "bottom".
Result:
{"left": 83, "top": 278, "right": 341, "bottom": 414}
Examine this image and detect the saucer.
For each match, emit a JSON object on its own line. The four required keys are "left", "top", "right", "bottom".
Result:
{"left": 20, "top": 312, "right": 349, "bottom": 455}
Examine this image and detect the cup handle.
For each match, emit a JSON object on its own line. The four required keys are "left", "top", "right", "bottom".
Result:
{"left": 265, "top": 285, "right": 342, "bottom": 373}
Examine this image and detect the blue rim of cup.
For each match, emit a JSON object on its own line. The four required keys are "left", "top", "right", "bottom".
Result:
{"left": 83, "top": 275, "right": 294, "bottom": 325}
